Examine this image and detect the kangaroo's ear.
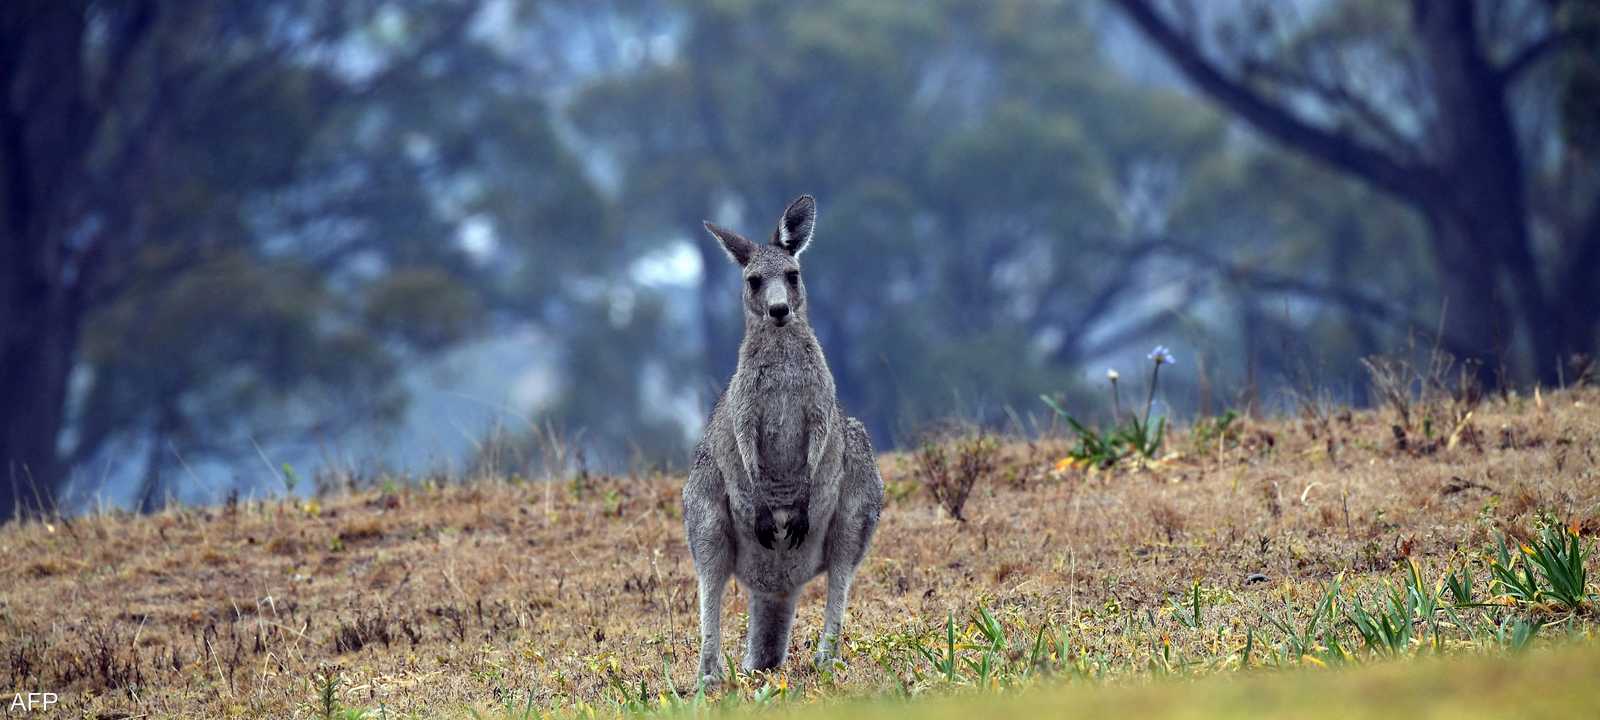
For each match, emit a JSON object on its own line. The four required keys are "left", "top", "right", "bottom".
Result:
{"left": 704, "top": 221, "right": 756, "bottom": 266}
{"left": 773, "top": 195, "right": 816, "bottom": 256}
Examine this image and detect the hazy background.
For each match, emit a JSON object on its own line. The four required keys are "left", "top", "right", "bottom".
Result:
{"left": 2, "top": 0, "right": 1595, "bottom": 517}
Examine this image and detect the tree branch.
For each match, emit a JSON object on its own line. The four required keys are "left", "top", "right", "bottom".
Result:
{"left": 92, "top": 1, "right": 157, "bottom": 110}
{"left": 1240, "top": 60, "right": 1415, "bottom": 156}
{"left": 1135, "top": 236, "right": 1439, "bottom": 336}
{"left": 1073, "top": 276, "right": 1207, "bottom": 362}
{"left": 1498, "top": 30, "right": 1578, "bottom": 85}
{"left": 1111, "top": 0, "right": 1440, "bottom": 207}
{"left": 1035, "top": 239, "right": 1164, "bottom": 361}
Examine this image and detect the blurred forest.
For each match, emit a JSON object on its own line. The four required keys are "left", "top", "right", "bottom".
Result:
{"left": 2, "top": 0, "right": 1596, "bottom": 517}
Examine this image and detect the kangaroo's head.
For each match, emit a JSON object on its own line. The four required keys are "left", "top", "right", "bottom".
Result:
{"left": 703, "top": 195, "right": 817, "bottom": 330}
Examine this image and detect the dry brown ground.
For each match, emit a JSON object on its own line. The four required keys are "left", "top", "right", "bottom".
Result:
{"left": 3, "top": 388, "right": 1598, "bottom": 718}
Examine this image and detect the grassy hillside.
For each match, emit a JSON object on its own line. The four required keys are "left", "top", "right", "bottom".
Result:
{"left": 810, "top": 640, "right": 1600, "bottom": 720}
{"left": 2, "top": 387, "right": 1598, "bottom": 718}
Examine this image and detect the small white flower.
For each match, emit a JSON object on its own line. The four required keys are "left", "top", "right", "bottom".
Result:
{"left": 1106, "top": 368, "right": 1120, "bottom": 381}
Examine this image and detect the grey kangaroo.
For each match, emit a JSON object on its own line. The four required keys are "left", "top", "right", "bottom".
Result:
{"left": 682, "top": 195, "right": 884, "bottom": 685}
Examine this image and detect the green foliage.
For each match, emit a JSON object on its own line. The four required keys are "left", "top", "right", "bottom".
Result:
{"left": 1042, "top": 348, "right": 1173, "bottom": 466}
{"left": 1495, "top": 618, "right": 1542, "bottom": 652}
{"left": 1345, "top": 582, "right": 1416, "bottom": 656}
{"left": 1121, "top": 415, "right": 1168, "bottom": 460}
{"left": 1171, "top": 582, "right": 1206, "bottom": 630}
{"left": 911, "top": 606, "right": 1065, "bottom": 691}
{"left": 1490, "top": 521, "right": 1592, "bottom": 611}
{"left": 315, "top": 668, "right": 341, "bottom": 720}
{"left": 1491, "top": 534, "right": 1545, "bottom": 605}
{"left": 915, "top": 613, "right": 960, "bottom": 685}
{"left": 1445, "top": 566, "right": 1475, "bottom": 606}
{"left": 1040, "top": 400, "right": 1168, "bottom": 469}
{"left": 1264, "top": 578, "right": 1346, "bottom": 665}
{"left": 282, "top": 464, "right": 301, "bottom": 497}
{"left": 362, "top": 268, "right": 483, "bottom": 352}
{"left": 1045, "top": 407, "right": 1126, "bottom": 469}
{"left": 1191, "top": 411, "right": 1240, "bottom": 450}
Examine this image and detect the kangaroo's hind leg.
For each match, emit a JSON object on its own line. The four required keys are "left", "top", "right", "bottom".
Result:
{"left": 683, "top": 447, "right": 735, "bottom": 686}
{"left": 816, "top": 418, "right": 884, "bottom": 665}
{"left": 743, "top": 591, "right": 798, "bottom": 671}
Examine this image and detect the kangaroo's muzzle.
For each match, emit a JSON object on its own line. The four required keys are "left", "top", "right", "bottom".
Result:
{"left": 765, "top": 282, "right": 791, "bottom": 325}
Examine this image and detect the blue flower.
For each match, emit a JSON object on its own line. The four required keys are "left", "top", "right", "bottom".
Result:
{"left": 1148, "top": 345, "right": 1175, "bottom": 366}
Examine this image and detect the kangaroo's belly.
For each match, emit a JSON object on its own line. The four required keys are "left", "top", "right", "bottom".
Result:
{"left": 732, "top": 503, "right": 834, "bottom": 596}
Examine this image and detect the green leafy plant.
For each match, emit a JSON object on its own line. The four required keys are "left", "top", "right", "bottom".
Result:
{"left": 1192, "top": 410, "right": 1240, "bottom": 450}
{"left": 916, "top": 612, "right": 961, "bottom": 684}
{"left": 1445, "top": 567, "right": 1475, "bottom": 606}
{"left": 315, "top": 668, "right": 341, "bottom": 720}
{"left": 1265, "top": 577, "right": 1345, "bottom": 665}
{"left": 913, "top": 607, "right": 1048, "bottom": 690}
{"left": 1490, "top": 522, "right": 1592, "bottom": 611}
{"left": 1490, "top": 534, "right": 1544, "bottom": 605}
{"left": 1495, "top": 618, "right": 1542, "bottom": 652}
{"left": 1038, "top": 403, "right": 1125, "bottom": 468}
{"left": 283, "top": 462, "right": 301, "bottom": 496}
{"left": 1521, "top": 523, "right": 1591, "bottom": 610}
{"left": 1044, "top": 345, "right": 1175, "bottom": 466}
{"left": 1346, "top": 582, "right": 1416, "bottom": 656}
{"left": 1171, "top": 581, "right": 1206, "bottom": 630}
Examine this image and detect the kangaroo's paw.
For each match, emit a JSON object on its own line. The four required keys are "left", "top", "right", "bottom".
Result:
{"left": 696, "top": 667, "right": 724, "bottom": 691}
{"left": 785, "top": 506, "right": 810, "bottom": 548}
{"left": 754, "top": 505, "right": 778, "bottom": 549}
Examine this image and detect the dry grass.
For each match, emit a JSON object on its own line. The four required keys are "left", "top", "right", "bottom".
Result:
{"left": 2, "top": 388, "right": 1599, "bottom": 718}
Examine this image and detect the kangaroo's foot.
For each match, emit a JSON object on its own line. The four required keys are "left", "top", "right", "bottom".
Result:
{"left": 696, "top": 663, "right": 725, "bottom": 690}
{"left": 813, "top": 634, "right": 845, "bottom": 670}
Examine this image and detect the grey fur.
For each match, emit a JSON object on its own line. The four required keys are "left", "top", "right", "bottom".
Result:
{"left": 683, "top": 195, "right": 884, "bottom": 685}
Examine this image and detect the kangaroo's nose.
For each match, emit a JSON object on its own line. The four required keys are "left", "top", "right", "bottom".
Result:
{"left": 769, "top": 304, "right": 790, "bottom": 320}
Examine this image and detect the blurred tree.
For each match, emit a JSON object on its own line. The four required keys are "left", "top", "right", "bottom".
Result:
{"left": 1112, "top": 0, "right": 1600, "bottom": 384}
{"left": 0, "top": 1, "right": 608, "bottom": 516}
{"left": 10, "top": 0, "right": 1577, "bottom": 518}
{"left": 572, "top": 0, "right": 1239, "bottom": 445}
{"left": 1151, "top": 132, "right": 1441, "bottom": 409}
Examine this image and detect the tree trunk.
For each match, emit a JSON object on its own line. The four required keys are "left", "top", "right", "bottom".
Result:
{"left": 1557, "top": 212, "right": 1600, "bottom": 365}
{"left": 0, "top": 217, "right": 79, "bottom": 519}
{"left": 0, "top": 3, "right": 93, "bottom": 521}
{"left": 135, "top": 399, "right": 181, "bottom": 513}
{"left": 0, "top": 300, "right": 76, "bottom": 520}
{"left": 135, "top": 427, "right": 166, "bottom": 515}
{"left": 1426, "top": 211, "right": 1512, "bottom": 383}
{"left": 1413, "top": 0, "right": 1558, "bottom": 384}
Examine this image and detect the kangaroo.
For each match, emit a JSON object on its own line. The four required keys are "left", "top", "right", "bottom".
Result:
{"left": 682, "top": 195, "right": 884, "bottom": 685}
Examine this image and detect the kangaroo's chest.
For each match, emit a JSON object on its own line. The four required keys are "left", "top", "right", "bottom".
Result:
{"left": 739, "top": 362, "right": 821, "bottom": 474}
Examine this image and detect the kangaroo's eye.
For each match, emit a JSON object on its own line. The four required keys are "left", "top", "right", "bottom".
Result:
{"left": 785, "top": 271, "right": 799, "bottom": 286}
{"left": 747, "top": 276, "right": 762, "bottom": 292}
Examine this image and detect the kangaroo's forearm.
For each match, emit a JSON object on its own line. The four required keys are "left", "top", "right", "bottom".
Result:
{"left": 734, "top": 426, "right": 761, "bottom": 497}
{"left": 803, "top": 408, "right": 833, "bottom": 492}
